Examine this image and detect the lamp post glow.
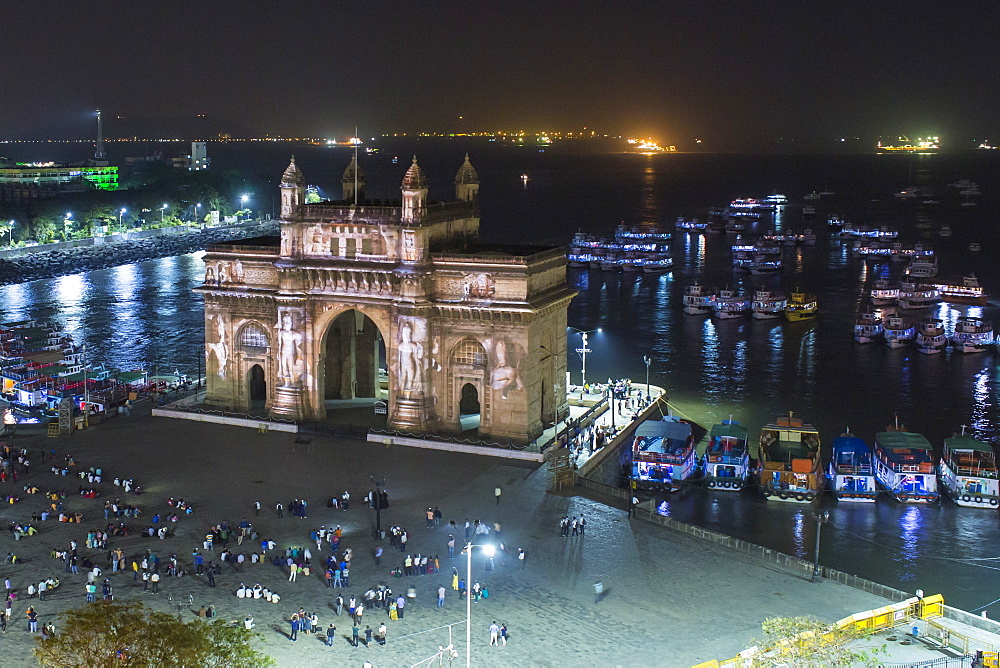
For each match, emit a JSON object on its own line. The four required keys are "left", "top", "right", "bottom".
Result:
{"left": 570, "top": 327, "right": 601, "bottom": 396}
{"left": 118, "top": 208, "right": 126, "bottom": 232}
{"left": 240, "top": 194, "right": 250, "bottom": 220}
{"left": 161, "top": 203, "right": 168, "bottom": 224}
{"left": 5, "top": 220, "right": 14, "bottom": 247}
{"left": 643, "top": 355, "right": 652, "bottom": 403}
{"left": 464, "top": 542, "right": 495, "bottom": 668}
{"left": 64, "top": 212, "right": 72, "bottom": 241}
{"left": 812, "top": 510, "right": 830, "bottom": 582}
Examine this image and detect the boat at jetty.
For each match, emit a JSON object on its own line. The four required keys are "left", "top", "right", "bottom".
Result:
{"left": 827, "top": 432, "right": 878, "bottom": 503}
{"left": 758, "top": 413, "right": 823, "bottom": 502}
{"left": 930, "top": 275, "right": 988, "bottom": 305}
{"left": 784, "top": 291, "right": 818, "bottom": 322}
{"left": 873, "top": 430, "right": 939, "bottom": 503}
{"left": 854, "top": 313, "right": 883, "bottom": 343}
{"left": 884, "top": 316, "right": 916, "bottom": 349}
{"left": 748, "top": 254, "right": 782, "bottom": 276}
{"left": 675, "top": 217, "right": 706, "bottom": 232}
{"left": 915, "top": 318, "right": 947, "bottom": 354}
{"left": 951, "top": 316, "right": 994, "bottom": 354}
{"left": 938, "top": 428, "right": 1000, "bottom": 508}
{"left": 869, "top": 280, "right": 899, "bottom": 306}
{"left": 897, "top": 281, "right": 940, "bottom": 310}
{"left": 751, "top": 290, "right": 786, "bottom": 320}
{"left": 702, "top": 420, "right": 749, "bottom": 491}
{"left": 713, "top": 289, "right": 750, "bottom": 319}
{"left": 682, "top": 284, "right": 716, "bottom": 315}
{"left": 630, "top": 416, "right": 698, "bottom": 492}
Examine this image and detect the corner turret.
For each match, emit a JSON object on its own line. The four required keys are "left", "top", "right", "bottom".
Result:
{"left": 342, "top": 155, "right": 365, "bottom": 203}
{"left": 400, "top": 156, "right": 428, "bottom": 223}
{"left": 279, "top": 156, "right": 305, "bottom": 218}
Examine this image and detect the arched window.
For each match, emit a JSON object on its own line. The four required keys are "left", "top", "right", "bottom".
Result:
{"left": 239, "top": 322, "right": 270, "bottom": 351}
{"left": 451, "top": 338, "right": 487, "bottom": 368}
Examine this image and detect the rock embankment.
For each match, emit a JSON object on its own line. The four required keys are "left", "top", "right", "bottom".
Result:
{"left": 0, "top": 222, "right": 278, "bottom": 285}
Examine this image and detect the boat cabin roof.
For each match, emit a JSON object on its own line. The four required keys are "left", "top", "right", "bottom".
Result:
{"left": 876, "top": 431, "right": 933, "bottom": 451}
{"left": 710, "top": 421, "right": 747, "bottom": 442}
{"left": 831, "top": 436, "right": 870, "bottom": 457}
{"left": 633, "top": 418, "right": 693, "bottom": 456}
{"left": 945, "top": 435, "right": 994, "bottom": 454}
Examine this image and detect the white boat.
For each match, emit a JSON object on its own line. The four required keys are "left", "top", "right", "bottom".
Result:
{"left": 906, "top": 253, "right": 939, "bottom": 278}
{"left": 883, "top": 316, "right": 916, "bottom": 349}
{"left": 827, "top": 433, "right": 878, "bottom": 502}
{"left": 675, "top": 217, "right": 707, "bottom": 232}
{"left": 748, "top": 254, "right": 782, "bottom": 276}
{"left": 854, "top": 312, "right": 883, "bottom": 344}
{"left": 630, "top": 417, "right": 698, "bottom": 492}
{"left": 682, "top": 284, "right": 716, "bottom": 315}
{"left": 897, "top": 281, "right": 940, "bottom": 310}
{"left": 915, "top": 318, "right": 947, "bottom": 354}
{"left": 641, "top": 257, "right": 673, "bottom": 273}
{"left": 938, "top": 428, "right": 1000, "bottom": 508}
{"left": 751, "top": 290, "right": 786, "bottom": 320}
{"left": 703, "top": 420, "right": 750, "bottom": 491}
{"left": 869, "top": 280, "right": 898, "bottom": 306}
{"left": 762, "top": 193, "right": 788, "bottom": 205}
{"left": 951, "top": 316, "right": 994, "bottom": 353}
{"left": 600, "top": 257, "right": 620, "bottom": 271}
{"left": 567, "top": 254, "right": 592, "bottom": 268}
{"left": 713, "top": 289, "right": 750, "bottom": 319}
{"left": 804, "top": 191, "right": 821, "bottom": 201}
{"left": 758, "top": 413, "right": 823, "bottom": 503}
{"left": 970, "top": 242, "right": 982, "bottom": 252}
{"left": 939, "top": 225, "right": 952, "bottom": 237}
{"left": 874, "top": 430, "right": 939, "bottom": 503}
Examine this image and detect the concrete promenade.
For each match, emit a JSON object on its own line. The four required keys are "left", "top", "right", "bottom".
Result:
{"left": 0, "top": 406, "right": 981, "bottom": 666}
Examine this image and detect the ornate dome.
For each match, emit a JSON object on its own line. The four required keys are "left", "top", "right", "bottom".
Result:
{"left": 401, "top": 156, "right": 427, "bottom": 190}
{"left": 342, "top": 155, "right": 364, "bottom": 182}
{"left": 281, "top": 156, "right": 304, "bottom": 187}
{"left": 455, "top": 153, "right": 479, "bottom": 185}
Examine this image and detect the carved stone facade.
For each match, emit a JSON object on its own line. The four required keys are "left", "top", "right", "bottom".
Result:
{"left": 197, "top": 156, "right": 575, "bottom": 442}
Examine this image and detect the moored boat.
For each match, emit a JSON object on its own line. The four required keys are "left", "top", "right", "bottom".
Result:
{"left": 682, "top": 284, "right": 716, "bottom": 315}
{"left": 939, "top": 428, "right": 1000, "bottom": 508}
{"left": 758, "top": 412, "right": 822, "bottom": 502}
{"left": 915, "top": 318, "right": 947, "bottom": 354}
{"left": 784, "top": 290, "right": 818, "bottom": 322}
{"left": 931, "top": 275, "right": 988, "bottom": 305}
{"left": 713, "top": 289, "right": 750, "bottom": 319}
{"left": 884, "top": 316, "right": 916, "bottom": 349}
{"left": 873, "top": 430, "right": 939, "bottom": 503}
{"left": 869, "top": 279, "right": 899, "bottom": 306}
{"left": 950, "top": 316, "right": 994, "bottom": 353}
{"left": 751, "top": 290, "right": 786, "bottom": 320}
{"left": 630, "top": 416, "right": 698, "bottom": 492}
{"left": 703, "top": 419, "right": 750, "bottom": 491}
{"left": 748, "top": 253, "right": 782, "bottom": 276}
{"left": 827, "top": 432, "right": 878, "bottom": 502}
{"left": 897, "top": 281, "right": 940, "bottom": 310}
{"left": 854, "top": 312, "right": 883, "bottom": 343}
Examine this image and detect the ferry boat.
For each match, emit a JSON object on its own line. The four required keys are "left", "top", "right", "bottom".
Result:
{"left": 827, "top": 215, "right": 845, "bottom": 228}
{"left": 748, "top": 254, "right": 782, "bottom": 276}
{"left": 869, "top": 280, "right": 899, "bottom": 306}
{"left": 883, "top": 316, "right": 916, "bottom": 349}
{"left": 614, "top": 223, "right": 672, "bottom": 245}
{"left": 641, "top": 256, "right": 674, "bottom": 273}
{"left": 682, "top": 284, "right": 716, "bottom": 315}
{"left": 931, "top": 275, "right": 987, "bottom": 306}
{"left": 758, "top": 412, "right": 823, "bottom": 503}
{"left": 567, "top": 253, "right": 593, "bottom": 268}
{"left": 784, "top": 291, "right": 818, "bottom": 322}
{"left": 938, "top": 428, "right": 999, "bottom": 508}
{"left": 724, "top": 219, "right": 747, "bottom": 234}
{"left": 950, "top": 316, "right": 994, "bottom": 353}
{"left": 915, "top": 318, "right": 947, "bottom": 354}
{"left": 873, "top": 430, "right": 939, "bottom": 503}
{"left": 905, "top": 253, "right": 939, "bottom": 278}
{"left": 854, "top": 312, "right": 883, "bottom": 344}
{"left": 897, "top": 281, "right": 940, "bottom": 310}
{"left": 876, "top": 136, "right": 940, "bottom": 154}
{"left": 675, "top": 217, "right": 707, "bottom": 232}
{"left": 703, "top": 420, "right": 750, "bottom": 491}
{"left": 762, "top": 193, "right": 788, "bottom": 206}
{"left": 630, "top": 416, "right": 698, "bottom": 492}
{"left": 803, "top": 191, "right": 821, "bottom": 201}
{"left": 827, "top": 432, "right": 878, "bottom": 503}
{"left": 728, "top": 198, "right": 769, "bottom": 213}
{"left": 713, "top": 289, "right": 750, "bottom": 319}
{"left": 751, "top": 290, "right": 786, "bottom": 320}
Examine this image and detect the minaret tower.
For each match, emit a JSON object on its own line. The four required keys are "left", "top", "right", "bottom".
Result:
{"left": 400, "top": 156, "right": 428, "bottom": 223}
{"left": 342, "top": 155, "right": 365, "bottom": 203}
{"left": 94, "top": 109, "right": 106, "bottom": 161}
{"left": 454, "top": 153, "right": 479, "bottom": 202}
{"left": 279, "top": 156, "right": 305, "bottom": 218}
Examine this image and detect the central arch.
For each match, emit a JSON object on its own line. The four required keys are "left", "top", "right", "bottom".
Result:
{"left": 248, "top": 364, "right": 266, "bottom": 406}
{"left": 320, "top": 309, "right": 387, "bottom": 406}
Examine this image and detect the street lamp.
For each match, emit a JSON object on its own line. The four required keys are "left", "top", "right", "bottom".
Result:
{"left": 64, "top": 212, "right": 73, "bottom": 241}
{"left": 118, "top": 208, "right": 126, "bottom": 232}
{"left": 195, "top": 202, "right": 202, "bottom": 224}
{"left": 811, "top": 510, "right": 830, "bottom": 583}
{"left": 5, "top": 220, "right": 14, "bottom": 247}
{"left": 369, "top": 474, "right": 386, "bottom": 540}
{"left": 161, "top": 203, "right": 168, "bottom": 224}
{"left": 240, "top": 194, "right": 250, "bottom": 220}
{"left": 463, "top": 542, "right": 495, "bottom": 668}
{"left": 569, "top": 327, "right": 601, "bottom": 397}
{"left": 643, "top": 355, "right": 652, "bottom": 404}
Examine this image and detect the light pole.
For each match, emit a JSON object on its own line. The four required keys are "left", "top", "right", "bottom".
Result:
{"left": 195, "top": 202, "right": 202, "bottom": 225}
{"left": 64, "top": 212, "right": 72, "bottom": 241}
{"left": 811, "top": 510, "right": 830, "bottom": 582}
{"left": 5, "top": 220, "right": 14, "bottom": 247}
{"left": 570, "top": 327, "right": 601, "bottom": 397}
{"left": 161, "top": 203, "right": 168, "bottom": 224}
{"left": 643, "top": 355, "right": 652, "bottom": 404}
{"left": 240, "top": 194, "right": 250, "bottom": 220}
{"left": 118, "top": 208, "right": 126, "bottom": 232}
{"left": 369, "top": 474, "right": 386, "bottom": 540}
{"left": 464, "top": 542, "right": 495, "bottom": 668}
{"left": 606, "top": 384, "right": 616, "bottom": 430}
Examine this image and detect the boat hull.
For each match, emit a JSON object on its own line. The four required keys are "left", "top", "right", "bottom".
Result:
{"left": 834, "top": 493, "right": 877, "bottom": 503}
{"left": 704, "top": 478, "right": 745, "bottom": 491}
{"left": 761, "top": 489, "right": 818, "bottom": 503}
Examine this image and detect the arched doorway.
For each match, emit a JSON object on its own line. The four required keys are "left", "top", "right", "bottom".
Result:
{"left": 322, "top": 310, "right": 387, "bottom": 407}
{"left": 459, "top": 383, "right": 480, "bottom": 431}
{"left": 248, "top": 364, "right": 266, "bottom": 408}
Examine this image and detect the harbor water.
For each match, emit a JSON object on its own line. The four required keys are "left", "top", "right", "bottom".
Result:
{"left": 1, "top": 142, "right": 1000, "bottom": 610}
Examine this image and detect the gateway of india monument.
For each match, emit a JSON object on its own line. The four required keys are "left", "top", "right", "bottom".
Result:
{"left": 196, "top": 155, "right": 576, "bottom": 442}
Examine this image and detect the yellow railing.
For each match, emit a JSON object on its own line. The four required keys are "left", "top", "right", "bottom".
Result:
{"left": 694, "top": 595, "right": 945, "bottom": 667}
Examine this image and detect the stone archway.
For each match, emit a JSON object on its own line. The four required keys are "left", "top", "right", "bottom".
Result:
{"left": 248, "top": 364, "right": 266, "bottom": 406}
{"left": 320, "top": 309, "right": 387, "bottom": 406}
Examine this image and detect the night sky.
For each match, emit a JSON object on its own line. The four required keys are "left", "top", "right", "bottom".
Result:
{"left": 4, "top": 1, "right": 998, "bottom": 148}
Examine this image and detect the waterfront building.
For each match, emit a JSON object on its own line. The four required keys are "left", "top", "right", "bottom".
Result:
{"left": 0, "top": 160, "right": 118, "bottom": 203}
{"left": 197, "top": 155, "right": 574, "bottom": 442}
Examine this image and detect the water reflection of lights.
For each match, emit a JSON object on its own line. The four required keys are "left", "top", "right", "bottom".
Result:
{"left": 0, "top": 283, "right": 29, "bottom": 319}
{"left": 792, "top": 510, "right": 805, "bottom": 557}
{"left": 54, "top": 274, "right": 88, "bottom": 307}
{"left": 640, "top": 160, "right": 657, "bottom": 226}
{"left": 971, "top": 370, "right": 991, "bottom": 433}
{"left": 897, "top": 506, "right": 922, "bottom": 572}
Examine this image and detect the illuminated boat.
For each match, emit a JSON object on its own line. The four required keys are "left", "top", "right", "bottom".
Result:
{"left": 915, "top": 318, "right": 946, "bottom": 355}
{"left": 938, "top": 428, "right": 999, "bottom": 508}
{"left": 751, "top": 290, "right": 786, "bottom": 320}
{"left": 784, "top": 291, "right": 818, "bottom": 322}
{"left": 675, "top": 217, "right": 707, "bottom": 232}
{"left": 873, "top": 430, "right": 939, "bottom": 503}
{"left": 876, "top": 136, "right": 940, "bottom": 154}
{"left": 641, "top": 256, "right": 673, "bottom": 273}
{"left": 797, "top": 229, "right": 816, "bottom": 246}
{"left": 827, "top": 432, "right": 878, "bottom": 503}
{"left": 950, "top": 316, "right": 994, "bottom": 354}
{"left": 682, "top": 284, "right": 716, "bottom": 315}
{"left": 897, "top": 281, "right": 940, "bottom": 310}
{"left": 567, "top": 254, "right": 593, "bottom": 268}
{"left": 630, "top": 416, "right": 698, "bottom": 493}
{"left": 930, "top": 275, "right": 987, "bottom": 306}
{"left": 854, "top": 312, "right": 883, "bottom": 344}
{"left": 713, "top": 289, "right": 750, "bottom": 319}
{"left": 762, "top": 193, "right": 788, "bottom": 205}
{"left": 725, "top": 218, "right": 747, "bottom": 233}
{"left": 804, "top": 191, "right": 821, "bottom": 201}
{"left": 884, "top": 316, "right": 916, "bottom": 349}
{"left": 869, "top": 280, "right": 899, "bottom": 307}
{"left": 615, "top": 223, "right": 672, "bottom": 244}
{"left": 905, "top": 253, "right": 939, "bottom": 279}
{"left": 758, "top": 412, "right": 822, "bottom": 503}
{"left": 703, "top": 420, "right": 749, "bottom": 491}
{"left": 748, "top": 254, "right": 782, "bottom": 276}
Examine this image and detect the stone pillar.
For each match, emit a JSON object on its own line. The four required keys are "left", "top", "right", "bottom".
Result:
{"left": 388, "top": 313, "right": 436, "bottom": 432}
{"left": 270, "top": 301, "right": 309, "bottom": 419}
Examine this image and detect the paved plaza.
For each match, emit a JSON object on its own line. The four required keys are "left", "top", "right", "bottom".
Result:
{"left": 0, "top": 406, "right": 947, "bottom": 667}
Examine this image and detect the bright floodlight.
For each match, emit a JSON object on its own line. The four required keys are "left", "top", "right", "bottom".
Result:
{"left": 597, "top": 328, "right": 603, "bottom": 332}
{"left": 120, "top": 208, "right": 126, "bottom": 214}
{"left": 241, "top": 194, "right": 249, "bottom": 203}
{"left": 65, "top": 212, "right": 72, "bottom": 218}
{"left": 482, "top": 544, "right": 495, "bottom": 557}
{"left": 162, "top": 203, "right": 168, "bottom": 209}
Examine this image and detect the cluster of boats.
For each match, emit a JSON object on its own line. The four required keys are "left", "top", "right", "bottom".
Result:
{"left": 683, "top": 285, "right": 818, "bottom": 322}
{"left": 568, "top": 224, "right": 673, "bottom": 273}
{"left": 630, "top": 412, "right": 999, "bottom": 508}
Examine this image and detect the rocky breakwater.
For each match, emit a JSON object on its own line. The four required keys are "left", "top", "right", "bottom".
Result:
{"left": 0, "top": 222, "right": 278, "bottom": 285}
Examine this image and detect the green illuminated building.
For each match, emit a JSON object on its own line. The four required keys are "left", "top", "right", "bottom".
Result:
{"left": 0, "top": 161, "right": 119, "bottom": 203}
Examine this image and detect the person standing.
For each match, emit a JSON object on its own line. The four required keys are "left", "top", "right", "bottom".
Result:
{"left": 289, "top": 615, "right": 299, "bottom": 641}
{"left": 500, "top": 623, "right": 508, "bottom": 645}
{"left": 151, "top": 572, "right": 160, "bottom": 594}
{"left": 364, "top": 625, "right": 373, "bottom": 647}
{"left": 254, "top": 501, "right": 260, "bottom": 517}
{"left": 593, "top": 581, "right": 604, "bottom": 604}
{"left": 396, "top": 595, "right": 405, "bottom": 619}
{"left": 517, "top": 548, "right": 526, "bottom": 570}
{"left": 335, "top": 594, "right": 344, "bottom": 616}
{"left": 447, "top": 535, "right": 455, "bottom": 559}
{"left": 326, "top": 622, "right": 336, "bottom": 646}
{"left": 207, "top": 565, "right": 216, "bottom": 588}
{"left": 27, "top": 607, "right": 38, "bottom": 633}
{"left": 352, "top": 623, "right": 360, "bottom": 647}
{"left": 276, "top": 502, "right": 283, "bottom": 518}
{"left": 452, "top": 568, "right": 459, "bottom": 591}
{"left": 494, "top": 486, "right": 502, "bottom": 505}
{"left": 374, "top": 546, "right": 383, "bottom": 565}
{"left": 437, "top": 585, "right": 446, "bottom": 608}
{"left": 378, "top": 622, "right": 387, "bottom": 645}
{"left": 489, "top": 621, "right": 499, "bottom": 646}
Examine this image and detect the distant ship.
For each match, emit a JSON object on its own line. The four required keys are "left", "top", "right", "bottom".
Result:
{"left": 876, "top": 136, "right": 940, "bottom": 154}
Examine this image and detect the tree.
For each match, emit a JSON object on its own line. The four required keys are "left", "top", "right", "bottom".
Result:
{"left": 34, "top": 601, "right": 274, "bottom": 668}
{"left": 746, "top": 616, "right": 885, "bottom": 667}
